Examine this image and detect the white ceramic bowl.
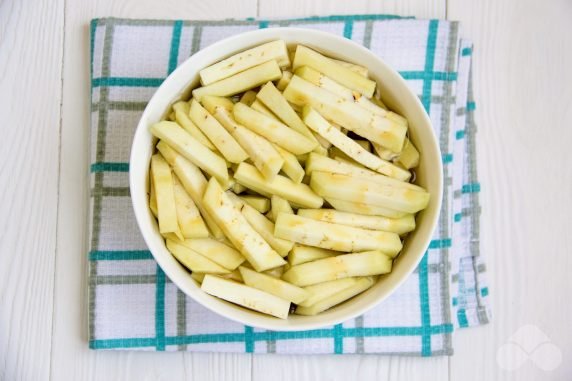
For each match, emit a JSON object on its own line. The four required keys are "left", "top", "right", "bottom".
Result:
{"left": 130, "top": 27, "right": 443, "bottom": 331}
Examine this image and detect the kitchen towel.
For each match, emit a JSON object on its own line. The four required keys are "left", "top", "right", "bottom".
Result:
{"left": 88, "top": 15, "right": 490, "bottom": 355}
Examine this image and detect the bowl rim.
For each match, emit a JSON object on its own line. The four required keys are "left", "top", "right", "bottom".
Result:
{"left": 129, "top": 27, "right": 443, "bottom": 331}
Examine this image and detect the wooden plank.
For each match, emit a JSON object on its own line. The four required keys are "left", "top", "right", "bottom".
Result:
{"left": 448, "top": 0, "right": 572, "bottom": 380}
{"left": 0, "top": 0, "right": 63, "bottom": 380}
{"left": 191, "top": 353, "right": 252, "bottom": 381}
{"left": 49, "top": 352, "right": 252, "bottom": 380}
{"left": 388, "top": 357, "right": 449, "bottom": 381}
{"left": 253, "top": 355, "right": 448, "bottom": 381}
{"left": 49, "top": 1, "right": 257, "bottom": 380}
{"left": 259, "top": 0, "right": 446, "bottom": 19}
{"left": 253, "top": 355, "right": 389, "bottom": 381}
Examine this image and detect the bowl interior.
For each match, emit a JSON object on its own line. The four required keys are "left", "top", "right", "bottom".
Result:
{"left": 130, "top": 27, "right": 443, "bottom": 331}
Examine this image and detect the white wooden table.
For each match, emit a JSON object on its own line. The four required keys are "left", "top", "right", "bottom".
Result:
{"left": 2, "top": 0, "right": 571, "bottom": 380}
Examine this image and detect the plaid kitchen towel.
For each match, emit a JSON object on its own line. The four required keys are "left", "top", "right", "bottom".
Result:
{"left": 449, "top": 41, "right": 490, "bottom": 328}
{"left": 88, "top": 15, "right": 491, "bottom": 355}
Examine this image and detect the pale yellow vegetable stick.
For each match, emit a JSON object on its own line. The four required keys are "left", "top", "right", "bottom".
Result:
{"left": 191, "top": 272, "right": 206, "bottom": 284}
{"left": 297, "top": 209, "right": 416, "bottom": 235}
{"left": 298, "top": 277, "right": 358, "bottom": 307}
{"left": 199, "top": 40, "right": 290, "bottom": 85}
{"left": 189, "top": 99, "right": 249, "bottom": 164}
{"left": 202, "top": 177, "right": 286, "bottom": 272}
{"left": 283, "top": 252, "right": 390, "bottom": 287}
{"left": 294, "top": 66, "right": 353, "bottom": 99}
{"left": 172, "top": 101, "right": 216, "bottom": 150}
{"left": 156, "top": 141, "right": 225, "bottom": 239}
{"left": 362, "top": 97, "right": 408, "bottom": 127}
{"left": 201, "top": 275, "right": 290, "bottom": 319}
{"left": 167, "top": 239, "right": 230, "bottom": 274}
{"left": 331, "top": 154, "right": 367, "bottom": 170}
{"left": 162, "top": 232, "right": 183, "bottom": 242}
{"left": 372, "top": 141, "right": 399, "bottom": 161}
{"left": 296, "top": 153, "right": 309, "bottom": 164}
{"left": 234, "top": 162, "right": 323, "bottom": 209}
{"left": 355, "top": 140, "right": 371, "bottom": 152}
{"left": 232, "top": 182, "right": 247, "bottom": 194}
{"left": 295, "top": 277, "right": 375, "bottom": 315}
{"left": 240, "top": 204, "right": 294, "bottom": 257}
{"left": 225, "top": 178, "right": 236, "bottom": 191}
{"left": 240, "top": 260, "right": 255, "bottom": 270}
{"left": 287, "top": 48, "right": 295, "bottom": 66}
{"left": 256, "top": 81, "right": 315, "bottom": 140}
{"left": 268, "top": 195, "right": 293, "bottom": 223}
{"left": 394, "top": 139, "right": 421, "bottom": 169}
{"left": 151, "top": 121, "right": 228, "bottom": 184}
{"left": 240, "top": 90, "right": 258, "bottom": 106}
{"left": 256, "top": 82, "right": 325, "bottom": 156}
{"left": 180, "top": 238, "right": 245, "bottom": 270}
{"left": 239, "top": 195, "right": 270, "bottom": 213}
{"left": 273, "top": 144, "right": 305, "bottom": 184}
{"left": 275, "top": 70, "right": 293, "bottom": 91}
{"left": 172, "top": 175, "right": 210, "bottom": 239}
{"left": 274, "top": 214, "right": 402, "bottom": 255}
{"left": 193, "top": 268, "right": 244, "bottom": 283}
{"left": 305, "top": 153, "right": 425, "bottom": 192}
{"left": 193, "top": 60, "right": 282, "bottom": 101}
{"left": 288, "top": 101, "right": 302, "bottom": 113}
{"left": 288, "top": 244, "right": 337, "bottom": 266}
{"left": 325, "top": 198, "right": 407, "bottom": 219}
{"left": 303, "top": 107, "right": 411, "bottom": 181}
{"left": 224, "top": 190, "right": 264, "bottom": 219}
{"left": 225, "top": 193, "right": 290, "bottom": 255}
{"left": 294, "top": 66, "right": 406, "bottom": 127}
{"left": 233, "top": 103, "right": 318, "bottom": 155}
{"left": 371, "top": 96, "right": 388, "bottom": 110}
{"left": 354, "top": 96, "right": 408, "bottom": 127}
{"left": 263, "top": 265, "right": 284, "bottom": 278}
{"left": 292, "top": 45, "right": 376, "bottom": 97}
{"left": 328, "top": 146, "right": 363, "bottom": 168}
{"left": 310, "top": 171, "right": 430, "bottom": 214}
{"left": 250, "top": 99, "right": 277, "bottom": 119}
{"left": 239, "top": 266, "right": 308, "bottom": 304}
{"left": 283, "top": 76, "right": 406, "bottom": 152}
{"left": 330, "top": 58, "right": 369, "bottom": 77}
{"left": 224, "top": 268, "right": 244, "bottom": 282}
{"left": 149, "top": 167, "right": 158, "bottom": 218}
{"left": 201, "top": 95, "right": 235, "bottom": 113}
{"left": 151, "top": 154, "right": 183, "bottom": 239}
{"left": 314, "top": 132, "right": 332, "bottom": 150}
{"left": 210, "top": 105, "right": 284, "bottom": 180}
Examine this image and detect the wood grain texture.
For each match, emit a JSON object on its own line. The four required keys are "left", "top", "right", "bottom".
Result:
{"left": 0, "top": 0, "right": 63, "bottom": 380}
{"left": 50, "top": 1, "right": 256, "bottom": 381}
{"left": 253, "top": 355, "right": 448, "bottom": 381}
{"left": 448, "top": 0, "right": 572, "bottom": 380}
{"left": 258, "top": 0, "right": 446, "bottom": 19}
